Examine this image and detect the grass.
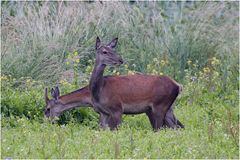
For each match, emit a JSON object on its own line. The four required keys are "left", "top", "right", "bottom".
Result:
{"left": 1, "top": 1, "right": 239, "bottom": 159}
{"left": 1, "top": 103, "right": 238, "bottom": 159}
{"left": 1, "top": 65, "right": 239, "bottom": 158}
{"left": 1, "top": 1, "right": 238, "bottom": 83}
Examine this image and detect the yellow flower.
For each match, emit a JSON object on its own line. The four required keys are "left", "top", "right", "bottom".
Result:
{"left": 0, "top": 75, "right": 8, "bottom": 80}
{"left": 74, "top": 51, "right": 78, "bottom": 56}
{"left": 213, "top": 71, "right": 219, "bottom": 77}
{"left": 60, "top": 79, "right": 71, "bottom": 86}
{"left": 160, "top": 60, "right": 166, "bottom": 66}
{"left": 187, "top": 60, "right": 192, "bottom": 65}
{"left": 75, "top": 59, "right": 80, "bottom": 63}
{"left": 152, "top": 69, "right": 158, "bottom": 74}
{"left": 159, "top": 72, "right": 163, "bottom": 75}
{"left": 26, "top": 79, "right": 31, "bottom": 83}
{"left": 211, "top": 57, "right": 220, "bottom": 65}
{"left": 67, "top": 54, "right": 71, "bottom": 59}
{"left": 66, "top": 61, "right": 70, "bottom": 65}
{"left": 203, "top": 67, "right": 210, "bottom": 73}
{"left": 153, "top": 58, "right": 158, "bottom": 62}
{"left": 124, "top": 64, "right": 128, "bottom": 69}
{"left": 128, "top": 70, "right": 134, "bottom": 75}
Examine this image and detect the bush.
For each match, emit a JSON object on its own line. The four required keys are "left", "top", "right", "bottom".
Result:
{"left": 1, "top": 1, "right": 238, "bottom": 83}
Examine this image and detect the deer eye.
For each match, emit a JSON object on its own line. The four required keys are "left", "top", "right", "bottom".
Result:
{"left": 102, "top": 51, "right": 107, "bottom": 54}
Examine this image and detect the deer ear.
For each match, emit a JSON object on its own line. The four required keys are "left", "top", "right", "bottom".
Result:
{"left": 45, "top": 88, "right": 49, "bottom": 104}
{"left": 96, "top": 37, "right": 101, "bottom": 50}
{"left": 55, "top": 86, "right": 60, "bottom": 99}
{"left": 51, "top": 88, "right": 57, "bottom": 100}
{"left": 107, "top": 37, "right": 118, "bottom": 49}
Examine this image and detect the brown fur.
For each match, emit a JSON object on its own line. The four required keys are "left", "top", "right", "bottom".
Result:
{"left": 44, "top": 81, "right": 184, "bottom": 129}
{"left": 88, "top": 37, "right": 183, "bottom": 131}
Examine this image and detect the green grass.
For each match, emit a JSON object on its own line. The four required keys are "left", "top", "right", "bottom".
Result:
{"left": 1, "top": 54, "right": 239, "bottom": 158}
{"left": 1, "top": 1, "right": 239, "bottom": 159}
{"left": 1, "top": 103, "right": 238, "bottom": 159}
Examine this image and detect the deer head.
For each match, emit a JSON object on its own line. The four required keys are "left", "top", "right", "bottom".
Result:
{"left": 95, "top": 37, "right": 123, "bottom": 66}
{"left": 44, "top": 86, "right": 64, "bottom": 118}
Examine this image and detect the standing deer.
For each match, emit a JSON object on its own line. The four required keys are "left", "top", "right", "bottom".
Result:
{"left": 88, "top": 37, "right": 183, "bottom": 130}
{"left": 44, "top": 86, "right": 184, "bottom": 128}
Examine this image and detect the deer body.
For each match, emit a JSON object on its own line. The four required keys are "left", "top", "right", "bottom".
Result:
{"left": 98, "top": 74, "right": 180, "bottom": 114}
{"left": 89, "top": 37, "right": 183, "bottom": 130}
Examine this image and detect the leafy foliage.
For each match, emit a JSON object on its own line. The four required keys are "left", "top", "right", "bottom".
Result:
{"left": 1, "top": 1, "right": 239, "bottom": 159}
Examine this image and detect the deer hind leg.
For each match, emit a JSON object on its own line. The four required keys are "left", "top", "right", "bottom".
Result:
{"left": 164, "top": 99, "right": 185, "bottom": 129}
{"left": 99, "top": 113, "right": 109, "bottom": 129}
{"left": 176, "top": 119, "right": 184, "bottom": 128}
{"left": 164, "top": 108, "right": 180, "bottom": 129}
{"left": 151, "top": 101, "right": 176, "bottom": 131}
{"left": 107, "top": 111, "right": 122, "bottom": 130}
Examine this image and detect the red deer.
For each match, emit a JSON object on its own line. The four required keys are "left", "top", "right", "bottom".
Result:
{"left": 44, "top": 86, "right": 184, "bottom": 128}
{"left": 87, "top": 37, "right": 183, "bottom": 130}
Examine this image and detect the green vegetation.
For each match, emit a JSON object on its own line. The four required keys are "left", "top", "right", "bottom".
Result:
{"left": 1, "top": 1, "right": 239, "bottom": 159}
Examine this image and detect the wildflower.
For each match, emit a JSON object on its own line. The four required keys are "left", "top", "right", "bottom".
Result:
{"left": 26, "top": 79, "right": 31, "bottom": 83}
{"left": 0, "top": 75, "right": 8, "bottom": 80}
{"left": 128, "top": 70, "right": 134, "bottom": 75}
{"left": 152, "top": 69, "right": 158, "bottom": 74}
{"left": 67, "top": 54, "right": 71, "bottom": 59}
{"left": 213, "top": 71, "right": 219, "bottom": 77}
{"left": 66, "top": 61, "right": 70, "bottom": 65}
{"left": 203, "top": 67, "right": 210, "bottom": 73}
{"left": 159, "top": 72, "right": 163, "bottom": 75}
{"left": 191, "top": 76, "right": 197, "bottom": 82}
{"left": 211, "top": 57, "right": 220, "bottom": 65}
{"left": 124, "top": 64, "right": 128, "bottom": 69}
{"left": 187, "top": 60, "right": 192, "bottom": 65}
{"left": 116, "top": 72, "right": 120, "bottom": 75}
{"left": 147, "top": 64, "right": 151, "bottom": 69}
{"left": 74, "top": 51, "right": 78, "bottom": 56}
{"left": 60, "top": 79, "right": 70, "bottom": 86}
{"left": 160, "top": 60, "right": 166, "bottom": 66}
{"left": 75, "top": 59, "right": 80, "bottom": 63}
{"left": 153, "top": 58, "right": 158, "bottom": 62}
{"left": 193, "top": 64, "right": 197, "bottom": 67}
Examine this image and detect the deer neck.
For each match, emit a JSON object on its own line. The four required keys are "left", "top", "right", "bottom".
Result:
{"left": 58, "top": 87, "right": 92, "bottom": 113}
{"left": 89, "top": 60, "right": 106, "bottom": 102}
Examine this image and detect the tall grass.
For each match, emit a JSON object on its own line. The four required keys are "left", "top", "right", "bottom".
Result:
{"left": 1, "top": 1, "right": 238, "bottom": 84}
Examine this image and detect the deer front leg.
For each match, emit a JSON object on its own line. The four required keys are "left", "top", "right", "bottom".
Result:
{"left": 99, "top": 112, "right": 109, "bottom": 129}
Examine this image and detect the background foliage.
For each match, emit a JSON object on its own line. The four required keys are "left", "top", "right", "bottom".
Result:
{"left": 1, "top": 1, "right": 239, "bottom": 159}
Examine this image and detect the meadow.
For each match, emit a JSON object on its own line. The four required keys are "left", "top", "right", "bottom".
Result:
{"left": 1, "top": 1, "right": 239, "bottom": 159}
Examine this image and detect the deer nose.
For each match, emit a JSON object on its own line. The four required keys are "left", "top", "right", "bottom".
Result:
{"left": 119, "top": 58, "right": 124, "bottom": 64}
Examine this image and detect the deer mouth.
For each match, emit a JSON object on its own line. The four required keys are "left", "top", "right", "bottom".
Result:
{"left": 113, "top": 59, "right": 124, "bottom": 66}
